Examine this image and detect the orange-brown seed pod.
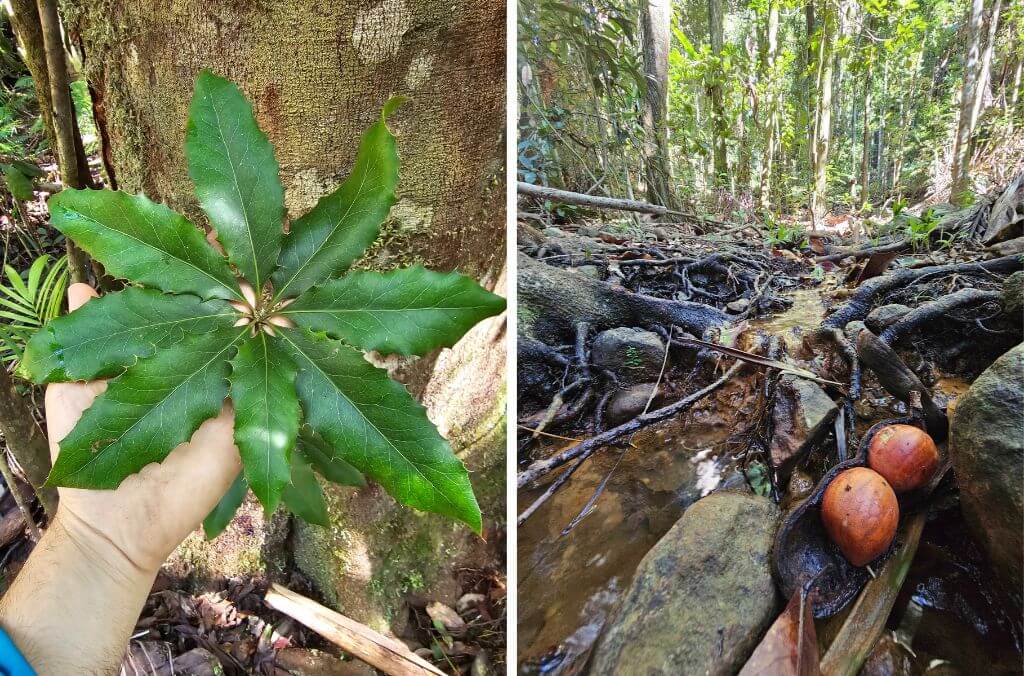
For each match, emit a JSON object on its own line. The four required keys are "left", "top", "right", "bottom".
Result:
{"left": 821, "top": 467, "right": 899, "bottom": 566}
{"left": 867, "top": 424, "right": 939, "bottom": 493}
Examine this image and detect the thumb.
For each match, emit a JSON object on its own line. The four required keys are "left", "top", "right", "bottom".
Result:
{"left": 67, "top": 283, "right": 99, "bottom": 311}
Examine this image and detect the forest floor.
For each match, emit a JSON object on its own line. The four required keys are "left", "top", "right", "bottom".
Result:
{"left": 0, "top": 161, "right": 506, "bottom": 676}
{"left": 516, "top": 175, "right": 1023, "bottom": 675}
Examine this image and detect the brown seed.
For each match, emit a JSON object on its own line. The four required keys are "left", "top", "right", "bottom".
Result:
{"left": 867, "top": 424, "right": 939, "bottom": 493}
{"left": 821, "top": 467, "right": 899, "bottom": 566}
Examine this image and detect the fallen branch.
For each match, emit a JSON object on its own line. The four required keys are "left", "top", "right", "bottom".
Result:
{"left": 856, "top": 330, "right": 946, "bottom": 438}
{"left": 517, "top": 181, "right": 742, "bottom": 228}
{"left": 677, "top": 337, "right": 844, "bottom": 389}
{"left": 264, "top": 584, "right": 445, "bottom": 676}
{"left": 814, "top": 238, "right": 908, "bottom": 263}
{"left": 517, "top": 362, "right": 741, "bottom": 494}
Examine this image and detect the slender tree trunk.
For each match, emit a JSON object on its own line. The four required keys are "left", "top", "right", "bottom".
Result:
{"left": 65, "top": 0, "right": 505, "bottom": 630}
{"left": 810, "top": 0, "right": 836, "bottom": 226}
{"left": 1009, "top": 57, "right": 1023, "bottom": 133}
{"left": 640, "top": 0, "right": 675, "bottom": 207}
{"left": 708, "top": 0, "right": 728, "bottom": 186}
{"left": 0, "top": 367, "right": 56, "bottom": 517}
{"left": 757, "top": 0, "right": 779, "bottom": 211}
{"left": 34, "top": 0, "right": 92, "bottom": 281}
{"left": 970, "top": 0, "right": 1003, "bottom": 128}
{"left": 860, "top": 59, "right": 873, "bottom": 210}
{"left": 951, "top": 0, "right": 988, "bottom": 200}
{"left": 5, "top": 0, "right": 56, "bottom": 151}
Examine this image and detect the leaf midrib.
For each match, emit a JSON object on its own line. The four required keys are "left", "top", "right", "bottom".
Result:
{"left": 272, "top": 157, "right": 377, "bottom": 301}
{"left": 55, "top": 312, "right": 237, "bottom": 358}
{"left": 278, "top": 330, "right": 460, "bottom": 511}
{"left": 60, "top": 328, "right": 246, "bottom": 481}
{"left": 205, "top": 88, "right": 263, "bottom": 290}
{"left": 62, "top": 207, "right": 242, "bottom": 302}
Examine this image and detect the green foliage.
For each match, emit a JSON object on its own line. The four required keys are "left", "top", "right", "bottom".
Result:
{"left": 0, "top": 255, "right": 69, "bottom": 365}
{"left": 902, "top": 207, "right": 942, "bottom": 250}
{"left": 22, "top": 72, "right": 504, "bottom": 534}
{"left": 764, "top": 217, "right": 807, "bottom": 248}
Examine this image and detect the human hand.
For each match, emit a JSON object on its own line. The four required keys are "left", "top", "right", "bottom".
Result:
{"left": 45, "top": 283, "right": 242, "bottom": 576}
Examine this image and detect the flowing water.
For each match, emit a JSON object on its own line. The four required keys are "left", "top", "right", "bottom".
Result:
{"left": 517, "top": 278, "right": 1017, "bottom": 674}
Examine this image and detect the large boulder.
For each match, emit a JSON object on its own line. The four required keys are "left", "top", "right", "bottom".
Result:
{"left": 949, "top": 342, "right": 1024, "bottom": 605}
{"left": 590, "top": 491, "right": 780, "bottom": 675}
{"left": 770, "top": 375, "right": 838, "bottom": 475}
{"left": 591, "top": 327, "right": 666, "bottom": 385}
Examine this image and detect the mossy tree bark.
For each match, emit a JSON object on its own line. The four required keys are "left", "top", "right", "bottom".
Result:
{"left": 62, "top": 0, "right": 506, "bottom": 631}
{"left": 0, "top": 367, "right": 56, "bottom": 516}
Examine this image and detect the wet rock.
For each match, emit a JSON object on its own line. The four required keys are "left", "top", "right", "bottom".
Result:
{"left": 949, "top": 343, "right": 1024, "bottom": 605}
{"left": 843, "top": 320, "right": 867, "bottom": 342}
{"left": 592, "top": 327, "right": 666, "bottom": 385}
{"left": 591, "top": 492, "right": 780, "bottom": 675}
{"left": 426, "top": 601, "right": 467, "bottom": 635}
{"left": 865, "top": 303, "right": 911, "bottom": 332}
{"left": 1001, "top": 270, "right": 1023, "bottom": 315}
{"left": 574, "top": 264, "right": 602, "bottom": 280}
{"left": 770, "top": 375, "right": 838, "bottom": 475}
{"left": 727, "top": 298, "right": 750, "bottom": 313}
{"left": 605, "top": 383, "right": 659, "bottom": 426}
{"left": 861, "top": 634, "right": 915, "bottom": 676}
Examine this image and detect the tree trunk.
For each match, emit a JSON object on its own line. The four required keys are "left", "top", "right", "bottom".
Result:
{"left": 5, "top": 0, "right": 56, "bottom": 151}
{"left": 640, "top": 0, "right": 675, "bottom": 207}
{"left": 970, "top": 0, "right": 1003, "bottom": 133}
{"left": 1009, "top": 57, "right": 1023, "bottom": 133}
{"left": 757, "top": 0, "right": 779, "bottom": 210}
{"left": 951, "top": 0, "right": 988, "bottom": 200}
{"left": 0, "top": 367, "right": 56, "bottom": 516}
{"left": 35, "top": 0, "right": 93, "bottom": 281}
{"left": 860, "top": 57, "right": 873, "bottom": 210}
{"left": 810, "top": 0, "right": 836, "bottom": 226}
{"left": 64, "top": 0, "right": 505, "bottom": 631}
{"left": 708, "top": 0, "right": 728, "bottom": 186}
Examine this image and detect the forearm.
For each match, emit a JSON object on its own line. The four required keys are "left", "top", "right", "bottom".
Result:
{"left": 0, "top": 509, "right": 155, "bottom": 675}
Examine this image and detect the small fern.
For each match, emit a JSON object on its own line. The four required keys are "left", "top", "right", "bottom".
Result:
{"left": 0, "top": 254, "right": 69, "bottom": 364}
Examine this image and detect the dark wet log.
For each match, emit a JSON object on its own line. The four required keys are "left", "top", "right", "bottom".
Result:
{"left": 879, "top": 288, "right": 1001, "bottom": 345}
{"left": 518, "top": 253, "right": 728, "bottom": 343}
{"left": 855, "top": 330, "right": 945, "bottom": 438}
{"left": 823, "top": 254, "right": 1022, "bottom": 330}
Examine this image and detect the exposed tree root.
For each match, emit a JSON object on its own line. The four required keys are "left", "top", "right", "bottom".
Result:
{"left": 518, "top": 252, "right": 728, "bottom": 342}
{"left": 879, "top": 288, "right": 1002, "bottom": 345}
{"left": 822, "top": 253, "right": 1021, "bottom": 329}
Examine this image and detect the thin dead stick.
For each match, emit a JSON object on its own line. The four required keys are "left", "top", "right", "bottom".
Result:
{"left": 677, "top": 337, "right": 845, "bottom": 389}
{"left": 264, "top": 584, "right": 444, "bottom": 676}
{"left": 0, "top": 453, "right": 40, "bottom": 542}
{"left": 518, "top": 362, "right": 741, "bottom": 503}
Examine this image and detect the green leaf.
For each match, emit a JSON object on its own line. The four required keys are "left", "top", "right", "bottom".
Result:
{"left": 282, "top": 267, "right": 505, "bottom": 356}
{"left": 47, "top": 327, "right": 244, "bottom": 488}
{"left": 298, "top": 427, "right": 365, "bottom": 487}
{"left": 3, "top": 165, "right": 33, "bottom": 200}
{"left": 203, "top": 472, "right": 247, "bottom": 539}
{"left": 270, "top": 99, "right": 401, "bottom": 300}
{"left": 282, "top": 451, "right": 330, "bottom": 527}
{"left": 48, "top": 188, "right": 241, "bottom": 301}
{"left": 278, "top": 328, "right": 481, "bottom": 532}
{"left": 186, "top": 70, "right": 285, "bottom": 291}
{"left": 229, "top": 332, "right": 300, "bottom": 513}
{"left": 20, "top": 288, "right": 236, "bottom": 383}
